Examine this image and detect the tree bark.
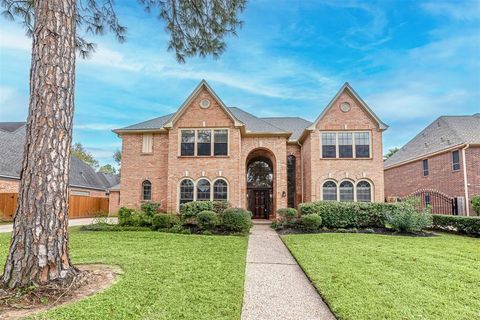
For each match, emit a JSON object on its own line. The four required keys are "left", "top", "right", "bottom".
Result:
{"left": 2, "top": 0, "right": 78, "bottom": 289}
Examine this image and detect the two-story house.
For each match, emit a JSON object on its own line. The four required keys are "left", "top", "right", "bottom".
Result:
{"left": 113, "top": 80, "right": 387, "bottom": 219}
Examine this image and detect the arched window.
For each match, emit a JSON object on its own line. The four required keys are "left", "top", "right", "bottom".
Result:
{"left": 196, "top": 179, "right": 211, "bottom": 201}
{"left": 339, "top": 181, "right": 354, "bottom": 202}
{"left": 213, "top": 179, "right": 228, "bottom": 201}
{"left": 179, "top": 179, "right": 194, "bottom": 204}
{"left": 142, "top": 180, "right": 152, "bottom": 201}
{"left": 322, "top": 181, "right": 337, "bottom": 201}
{"left": 356, "top": 181, "right": 372, "bottom": 202}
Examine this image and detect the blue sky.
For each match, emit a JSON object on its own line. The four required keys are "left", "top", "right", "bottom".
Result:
{"left": 1, "top": 0, "right": 479, "bottom": 167}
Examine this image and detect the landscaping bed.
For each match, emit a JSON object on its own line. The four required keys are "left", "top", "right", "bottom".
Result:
{"left": 283, "top": 232, "right": 480, "bottom": 320}
{"left": 0, "top": 228, "right": 248, "bottom": 319}
{"left": 276, "top": 227, "right": 436, "bottom": 237}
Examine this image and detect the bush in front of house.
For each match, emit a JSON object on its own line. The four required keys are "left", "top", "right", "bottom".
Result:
{"left": 152, "top": 213, "right": 179, "bottom": 230}
{"left": 197, "top": 210, "right": 218, "bottom": 230}
{"left": 277, "top": 208, "right": 297, "bottom": 223}
{"left": 221, "top": 208, "right": 252, "bottom": 233}
{"left": 301, "top": 214, "right": 322, "bottom": 231}
{"left": 386, "top": 198, "right": 432, "bottom": 233}
{"left": 431, "top": 215, "right": 480, "bottom": 236}
{"left": 141, "top": 202, "right": 162, "bottom": 216}
{"left": 471, "top": 195, "right": 480, "bottom": 215}
{"left": 299, "top": 201, "right": 396, "bottom": 229}
{"left": 180, "top": 201, "right": 231, "bottom": 219}
{"left": 118, "top": 207, "right": 135, "bottom": 226}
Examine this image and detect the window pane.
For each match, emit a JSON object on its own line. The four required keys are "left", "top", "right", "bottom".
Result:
{"left": 355, "top": 132, "right": 370, "bottom": 158}
{"left": 181, "top": 130, "right": 195, "bottom": 156}
{"left": 338, "top": 133, "right": 353, "bottom": 158}
{"left": 214, "top": 129, "right": 228, "bottom": 156}
{"left": 142, "top": 134, "right": 153, "bottom": 153}
{"left": 339, "top": 181, "right": 354, "bottom": 201}
{"left": 197, "top": 130, "right": 212, "bottom": 156}
{"left": 452, "top": 151, "right": 460, "bottom": 170}
{"left": 356, "top": 181, "right": 371, "bottom": 202}
{"left": 179, "top": 179, "right": 194, "bottom": 204}
{"left": 287, "top": 155, "right": 296, "bottom": 207}
{"left": 197, "top": 179, "right": 211, "bottom": 200}
{"left": 423, "top": 159, "right": 429, "bottom": 176}
{"left": 213, "top": 179, "right": 228, "bottom": 200}
{"left": 142, "top": 180, "right": 152, "bottom": 201}
{"left": 322, "top": 133, "right": 336, "bottom": 158}
{"left": 322, "top": 181, "right": 337, "bottom": 201}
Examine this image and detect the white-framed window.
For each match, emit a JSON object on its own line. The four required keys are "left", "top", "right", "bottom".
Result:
{"left": 356, "top": 181, "right": 372, "bottom": 202}
{"left": 142, "top": 134, "right": 153, "bottom": 153}
{"left": 179, "top": 179, "right": 194, "bottom": 204}
{"left": 339, "top": 181, "right": 354, "bottom": 202}
{"left": 142, "top": 180, "right": 152, "bottom": 201}
{"left": 322, "top": 181, "right": 337, "bottom": 201}
{"left": 320, "top": 131, "right": 371, "bottom": 159}
{"left": 179, "top": 177, "right": 229, "bottom": 206}
{"left": 213, "top": 179, "right": 228, "bottom": 201}
{"left": 196, "top": 179, "right": 211, "bottom": 201}
{"left": 422, "top": 159, "right": 429, "bottom": 176}
{"left": 180, "top": 129, "right": 229, "bottom": 157}
{"left": 452, "top": 150, "right": 460, "bottom": 171}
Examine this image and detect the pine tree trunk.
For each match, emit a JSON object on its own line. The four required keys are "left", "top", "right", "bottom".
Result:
{"left": 1, "top": 0, "right": 78, "bottom": 289}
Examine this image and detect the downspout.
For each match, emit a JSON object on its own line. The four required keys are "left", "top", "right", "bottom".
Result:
{"left": 462, "top": 144, "right": 470, "bottom": 216}
{"left": 297, "top": 141, "right": 304, "bottom": 204}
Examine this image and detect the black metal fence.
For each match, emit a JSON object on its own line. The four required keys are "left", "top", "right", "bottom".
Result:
{"left": 401, "top": 189, "right": 458, "bottom": 215}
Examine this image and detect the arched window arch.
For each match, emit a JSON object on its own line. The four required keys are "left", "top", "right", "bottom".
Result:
{"left": 339, "top": 180, "right": 354, "bottom": 202}
{"left": 179, "top": 179, "right": 194, "bottom": 204}
{"left": 322, "top": 180, "right": 337, "bottom": 201}
{"left": 142, "top": 180, "right": 152, "bottom": 201}
{"left": 196, "top": 179, "right": 211, "bottom": 201}
{"left": 356, "top": 181, "right": 372, "bottom": 202}
{"left": 213, "top": 179, "right": 228, "bottom": 201}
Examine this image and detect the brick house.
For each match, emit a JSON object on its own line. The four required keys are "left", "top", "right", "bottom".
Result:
{"left": 384, "top": 114, "right": 480, "bottom": 216}
{"left": 113, "top": 80, "right": 387, "bottom": 219}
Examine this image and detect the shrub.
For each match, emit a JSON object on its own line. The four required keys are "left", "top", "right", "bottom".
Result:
{"left": 80, "top": 223, "right": 151, "bottom": 232}
{"left": 212, "top": 201, "right": 230, "bottom": 214}
{"left": 221, "top": 208, "right": 252, "bottom": 233}
{"left": 471, "top": 195, "right": 480, "bottom": 215}
{"left": 118, "top": 207, "right": 135, "bottom": 226}
{"left": 129, "top": 211, "right": 152, "bottom": 227}
{"left": 141, "top": 202, "right": 162, "bottom": 216}
{"left": 386, "top": 199, "right": 432, "bottom": 233}
{"left": 180, "top": 201, "right": 215, "bottom": 219}
{"left": 301, "top": 214, "right": 322, "bottom": 231}
{"left": 431, "top": 215, "right": 480, "bottom": 236}
{"left": 299, "top": 201, "right": 396, "bottom": 229}
{"left": 197, "top": 210, "right": 218, "bottom": 230}
{"left": 277, "top": 208, "right": 297, "bottom": 223}
{"left": 152, "top": 213, "right": 179, "bottom": 230}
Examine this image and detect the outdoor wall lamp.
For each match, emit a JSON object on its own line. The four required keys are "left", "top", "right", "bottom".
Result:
{"left": 282, "top": 191, "right": 286, "bottom": 198}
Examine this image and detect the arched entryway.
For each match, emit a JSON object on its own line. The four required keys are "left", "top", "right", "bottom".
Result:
{"left": 246, "top": 148, "right": 275, "bottom": 219}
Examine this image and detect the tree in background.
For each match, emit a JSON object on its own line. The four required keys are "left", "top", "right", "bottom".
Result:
{"left": 384, "top": 147, "right": 400, "bottom": 160}
{"left": 99, "top": 164, "right": 117, "bottom": 175}
{"left": 72, "top": 142, "right": 99, "bottom": 169}
{"left": 113, "top": 149, "right": 121, "bottom": 167}
{"left": 1, "top": 0, "right": 246, "bottom": 289}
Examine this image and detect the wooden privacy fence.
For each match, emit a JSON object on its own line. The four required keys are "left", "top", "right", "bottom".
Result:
{"left": 0, "top": 193, "right": 109, "bottom": 221}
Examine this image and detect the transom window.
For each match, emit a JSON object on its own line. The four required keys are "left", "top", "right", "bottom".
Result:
{"left": 452, "top": 150, "right": 460, "bottom": 171}
{"left": 142, "top": 180, "right": 152, "bottom": 201}
{"left": 196, "top": 179, "right": 211, "bottom": 200}
{"left": 180, "top": 129, "right": 228, "bottom": 156}
{"left": 322, "top": 181, "right": 337, "bottom": 201}
{"left": 213, "top": 179, "right": 228, "bottom": 201}
{"left": 356, "top": 181, "right": 371, "bottom": 202}
{"left": 321, "top": 131, "right": 370, "bottom": 159}
{"left": 339, "top": 181, "right": 354, "bottom": 202}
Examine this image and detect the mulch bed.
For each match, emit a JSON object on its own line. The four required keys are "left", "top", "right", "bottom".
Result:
{"left": 276, "top": 227, "right": 437, "bottom": 237}
{"left": 0, "top": 264, "right": 122, "bottom": 320}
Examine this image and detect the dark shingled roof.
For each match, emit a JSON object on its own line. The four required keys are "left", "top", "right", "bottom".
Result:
{"left": 261, "top": 117, "right": 312, "bottom": 141}
{"left": 0, "top": 122, "right": 25, "bottom": 133}
{"left": 228, "top": 107, "right": 287, "bottom": 133}
{"left": 384, "top": 113, "right": 480, "bottom": 168}
{"left": 117, "top": 113, "right": 174, "bottom": 131}
{"left": 0, "top": 123, "right": 119, "bottom": 190}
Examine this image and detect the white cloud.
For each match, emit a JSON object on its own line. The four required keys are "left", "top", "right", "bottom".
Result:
{"left": 421, "top": 1, "right": 480, "bottom": 21}
{"left": 0, "top": 86, "right": 28, "bottom": 120}
{"left": 79, "top": 47, "right": 144, "bottom": 72}
{"left": 75, "top": 123, "right": 120, "bottom": 131}
{"left": 0, "top": 28, "right": 31, "bottom": 51}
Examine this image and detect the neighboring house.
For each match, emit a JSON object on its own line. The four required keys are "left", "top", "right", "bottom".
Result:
{"left": 384, "top": 114, "right": 480, "bottom": 216}
{"left": 0, "top": 122, "right": 119, "bottom": 197}
{"left": 113, "top": 80, "right": 387, "bottom": 219}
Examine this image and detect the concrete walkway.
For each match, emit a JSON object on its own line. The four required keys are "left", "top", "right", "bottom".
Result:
{"left": 0, "top": 217, "right": 118, "bottom": 233}
{"left": 241, "top": 222, "right": 335, "bottom": 320}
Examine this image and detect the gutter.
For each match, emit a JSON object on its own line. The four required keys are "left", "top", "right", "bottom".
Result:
{"left": 462, "top": 144, "right": 470, "bottom": 216}
{"left": 384, "top": 144, "right": 463, "bottom": 170}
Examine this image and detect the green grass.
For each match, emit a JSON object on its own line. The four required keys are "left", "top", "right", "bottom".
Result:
{"left": 0, "top": 228, "right": 248, "bottom": 319}
{"left": 282, "top": 233, "right": 480, "bottom": 320}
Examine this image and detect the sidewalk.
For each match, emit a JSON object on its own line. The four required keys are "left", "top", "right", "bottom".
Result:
{"left": 0, "top": 217, "right": 118, "bottom": 233}
{"left": 241, "top": 222, "right": 335, "bottom": 320}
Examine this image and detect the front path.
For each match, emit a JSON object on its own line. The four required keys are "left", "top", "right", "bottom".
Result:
{"left": 241, "top": 222, "right": 335, "bottom": 320}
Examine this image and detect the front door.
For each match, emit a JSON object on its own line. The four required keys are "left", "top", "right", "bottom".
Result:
{"left": 248, "top": 189, "right": 270, "bottom": 219}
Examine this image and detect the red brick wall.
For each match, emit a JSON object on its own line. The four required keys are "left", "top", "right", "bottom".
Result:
{"left": 109, "top": 190, "right": 121, "bottom": 214}
{"left": 466, "top": 147, "right": 480, "bottom": 215}
{"left": 287, "top": 144, "right": 303, "bottom": 207}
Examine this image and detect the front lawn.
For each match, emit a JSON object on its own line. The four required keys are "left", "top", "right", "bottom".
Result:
{"left": 0, "top": 228, "right": 248, "bottom": 319}
{"left": 283, "top": 233, "right": 480, "bottom": 320}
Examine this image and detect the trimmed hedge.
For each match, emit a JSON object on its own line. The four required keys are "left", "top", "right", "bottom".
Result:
{"left": 431, "top": 215, "right": 480, "bottom": 236}
{"left": 471, "top": 195, "right": 480, "bottom": 215}
{"left": 180, "top": 201, "right": 230, "bottom": 218}
{"left": 152, "top": 213, "right": 179, "bottom": 230}
{"left": 221, "top": 208, "right": 252, "bottom": 233}
{"left": 301, "top": 214, "right": 322, "bottom": 230}
{"left": 197, "top": 210, "right": 218, "bottom": 230}
{"left": 299, "top": 201, "right": 397, "bottom": 229}
{"left": 277, "top": 208, "right": 297, "bottom": 222}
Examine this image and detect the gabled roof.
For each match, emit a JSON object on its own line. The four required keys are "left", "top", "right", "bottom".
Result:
{"left": 306, "top": 82, "right": 388, "bottom": 131}
{"left": 164, "top": 80, "right": 244, "bottom": 128}
{"left": 115, "top": 113, "right": 174, "bottom": 132}
{"left": 229, "top": 107, "right": 288, "bottom": 133}
{"left": 384, "top": 113, "right": 480, "bottom": 168}
{"left": 261, "top": 117, "right": 312, "bottom": 141}
{"left": 0, "top": 122, "right": 119, "bottom": 191}
{"left": 0, "top": 122, "right": 25, "bottom": 133}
